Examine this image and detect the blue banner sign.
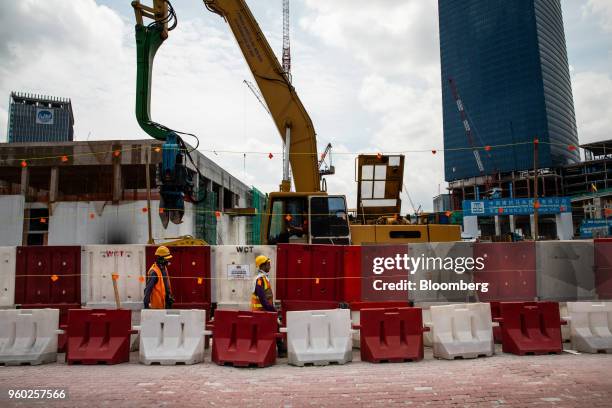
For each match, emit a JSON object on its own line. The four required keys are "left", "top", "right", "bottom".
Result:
{"left": 462, "top": 197, "right": 571, "bottom": 216}
{"left": 580, "top": 219, "right": 612, "bottom": 238}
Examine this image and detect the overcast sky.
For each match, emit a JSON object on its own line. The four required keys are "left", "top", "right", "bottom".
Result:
{"left": 1, "top": 0, "right": 611, "bottom": 211}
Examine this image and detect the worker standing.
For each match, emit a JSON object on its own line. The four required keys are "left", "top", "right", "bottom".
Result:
{"left": 143, "top": 246, "right": 175, "bottom": 309}
{"left": 251, "top": 255, "right": 276, "bottom": 312}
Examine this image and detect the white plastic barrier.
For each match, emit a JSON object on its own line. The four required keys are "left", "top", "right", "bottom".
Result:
{"left": 0, "top": 309, "right": 61, "bottom": 365}
{"left": 138, "top": 309, "right": 210, "bottom": 365}
{"left": 429, "top": 303, "right": 494, "bottom": 360}
{"left": 283, "top": 309, "right": 353, "bottom": 366}
{"left": 0, "top": 247, "right": 16, "bottom": 308}
{"left": 81, "top": 245, "right": 146, "bottom": 309}
{"left": 565, "top": 302, "right": 612, "bottom": 354}
{"left": 211, "top": 245, "right": 276, "bottom": 310}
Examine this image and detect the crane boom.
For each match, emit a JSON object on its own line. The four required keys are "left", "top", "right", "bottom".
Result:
{"left": 205, "top": 0, "right": 320, "bottom": 193}
{"left": 448, "top": 78, "right": 485, "bottom": 174}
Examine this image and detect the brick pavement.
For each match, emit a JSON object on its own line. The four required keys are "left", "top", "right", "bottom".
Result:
{"left": 1, "top": 346, "right": 611, "bottom": 407}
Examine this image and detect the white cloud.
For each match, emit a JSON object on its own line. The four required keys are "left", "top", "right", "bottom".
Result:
{"left": 0, "top": 0, "right": 135, "bottom": 141}
{"left": 300, "top": 0, "right": 444, "bottom": 211}
{"left": 583, "top": 0, "right": 612, "bottom": 32}
{"left": 358, "top": 75, "right": 444, "bottom": 210}
{"left": 300, "top": 0, "right": 440, "bottom": 83}
{"left": 572, "top": 71, "right": 612, "bottom": 144}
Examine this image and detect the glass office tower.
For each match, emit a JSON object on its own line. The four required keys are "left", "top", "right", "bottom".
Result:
{"left": 7, "top": 92, "right": 74, "bottom": 143}
{"left": 439, "top": 0, "right": 579, "bottom": 182}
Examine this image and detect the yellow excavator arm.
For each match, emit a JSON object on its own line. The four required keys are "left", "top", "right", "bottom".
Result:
{"left": 205, "top": 0, "right": 321, "bottom": 193}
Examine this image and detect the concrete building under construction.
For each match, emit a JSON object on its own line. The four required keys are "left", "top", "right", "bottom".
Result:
{"left": 0, "top": 139, "right": 264, "bottom": 246}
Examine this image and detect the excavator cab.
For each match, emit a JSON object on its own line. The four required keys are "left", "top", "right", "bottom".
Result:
{"left": 263, "top": 193, "right": 350, "bottom": 245}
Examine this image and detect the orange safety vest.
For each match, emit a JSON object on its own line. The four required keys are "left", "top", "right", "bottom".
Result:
{"left": 251, "top": 272, "right": 274, "bottom": 311}
{"left": 147, "top": 263, "right": 172, "bottom": 309}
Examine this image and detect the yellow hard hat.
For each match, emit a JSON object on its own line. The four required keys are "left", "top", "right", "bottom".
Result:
{"left": 155, "top": 246, "right": 172, "bottom": 259}
{"left": 255, "top": 255, "right": 270, "bottom": 268}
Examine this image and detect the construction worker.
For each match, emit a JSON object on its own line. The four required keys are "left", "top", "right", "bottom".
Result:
{"left": 143, "top": 246, "right": 175, "bottom": 309}
{"left": 251, "top": 255, "right": 276, "bottom": 312}
{"left": 251, "top": 255, "right": 286, "bottom": 357}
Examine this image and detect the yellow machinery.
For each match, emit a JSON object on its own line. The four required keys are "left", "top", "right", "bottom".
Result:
{"left": 160, "top": 235, "right": 208, "bottom": 246}
{"left": 131, "top": 0, "right": 460, "bottom": 244}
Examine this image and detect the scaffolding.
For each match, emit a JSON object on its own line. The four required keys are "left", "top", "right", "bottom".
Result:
{"left": 247, "top": 187, "right": 266, "bottom": 244}
{"left": 195, "top": 190, "right": 217, "bottom": 245}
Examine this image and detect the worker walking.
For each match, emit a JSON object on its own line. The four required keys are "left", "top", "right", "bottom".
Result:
{"left": 251, "top": 254, "right": 286, "bottom": 357}
{"left": 251, "top": 255, "right": 276, "bottom": 312}
{"left": 143, "top": 246, "right": 175, "bottom": 309}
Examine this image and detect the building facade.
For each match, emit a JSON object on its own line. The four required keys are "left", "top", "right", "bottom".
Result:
{"left": 439, "top": 0, "right": 579, "bottom": 182}
{"left": 7, "top": 92, "right": 74, "bottom": 143}
{"left": 0, "top": 140, "right": 261, "bottom": 246}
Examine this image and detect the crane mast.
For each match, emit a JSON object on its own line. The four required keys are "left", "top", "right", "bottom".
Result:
{"left": 282, "top": 0, "right": 291, "bottom": 81}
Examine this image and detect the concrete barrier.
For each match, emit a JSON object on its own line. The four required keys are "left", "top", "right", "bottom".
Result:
{"left": 0, "top": 247, "right": 16, "bottom": 308}
{"left": 283, "top": 309, "right": 352, "bottom": 366}
{"left": 474, "top": 242, "right": 536, "bottom": 301}
{"left": 429, "top": 303, "right": 494, "bottom": 360}
{"left": 81, "top": 245, "right": 146, "bottom": 309}
{"left": 211, "top": 245, "right": 276, "bottom": 310}
{"left": 565, "top": 302, "right": 612, "bottom": 354}
{"left": 139, "top": 309, "right": 209, "bottom": 365}
{"left": 0, "top": 309, "right": 61, "bottom": 365}
{"left": 536, "top": 241, "right": 595, "bottom": 301}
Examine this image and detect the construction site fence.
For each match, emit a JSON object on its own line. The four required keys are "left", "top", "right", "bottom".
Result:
{"left": 0, "top": 240, "right": 611, "bottom": 311}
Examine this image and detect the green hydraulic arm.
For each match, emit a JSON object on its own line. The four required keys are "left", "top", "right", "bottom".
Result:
{"left": 132, "top": 0, "right": 172, "bottom": 140}
{"left": 131, "top": 0, "right": 196, "bottom": 227}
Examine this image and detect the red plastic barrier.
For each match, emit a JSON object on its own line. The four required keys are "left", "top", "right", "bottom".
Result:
{"left": 495, "top": 302, "right": 564, "bottom": 355}
{"left": 145, "top": 246, "right": 211, "bottom": 310}
{"left": 66, "top": 309, "right": 132, "bottom": 365}
{"left": 359, "top": 307, "right": 427, "bottom": 363}
{"left": 595, "top": 240, "right": 612, "bottom": 299}
{"left": 276, "top": 244, "right": 343, "bottom": 301}
{"left": 15, "top": 246, "right": 81, "bottom": 306}
{"left": 211, "top": 310, "right": 278, "bottom": 367}
{"left": 280, "top": 300, "right": 340, "bottom": 327}
{"left": 19, "top": 303, "right": 80, "bottom": 352}
{"left": 473, "top": 242, "right": 536, "bottom": 301}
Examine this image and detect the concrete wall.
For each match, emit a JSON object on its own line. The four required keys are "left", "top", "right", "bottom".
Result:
{"left": 48, "top": 201, "right": 194, "bottom": 245}
{"left": 47, "top": 200, "right": 247, "bottom": 245}
{"left": 216, "top": 215, "right": 247, "bottom": 246}
{"left": 536, "top": 241, "right": 595, "bottom": 301}
{"left": 0, "top": 196, "right": 24, "bottom": 246}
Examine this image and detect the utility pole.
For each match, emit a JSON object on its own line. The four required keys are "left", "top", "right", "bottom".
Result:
{"left": 146, "top": 145, "right": 154, "bottom": 244}
{"left": 533, "top": 138, "right": 539, "bottom": 241}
